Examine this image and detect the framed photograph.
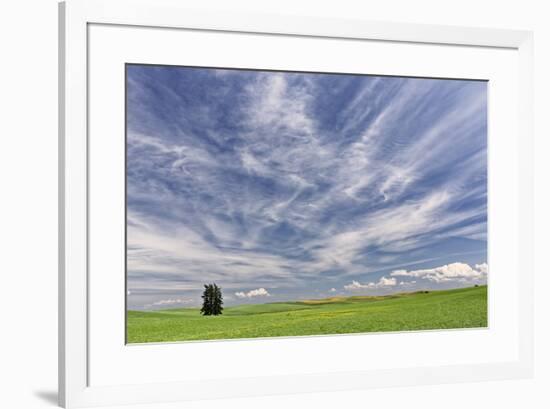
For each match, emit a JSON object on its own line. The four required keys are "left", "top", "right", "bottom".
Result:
{"left": 59, "top": 0, "right": 534, "bottom": 407}
{"left": 124, "top": 64, "right": 490, "bottom": 344}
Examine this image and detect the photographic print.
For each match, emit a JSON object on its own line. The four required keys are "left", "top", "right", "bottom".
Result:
{"left": 126, "top": 64, "right": 488, "bottom": 343}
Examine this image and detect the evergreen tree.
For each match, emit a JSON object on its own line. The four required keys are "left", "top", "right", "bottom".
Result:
{"left": 212, "top": 283, "right": 223, "bottom": 315}
{"left": 201, "top": 283, "right": 223, "bottom": 316}
{"left": 200, "top": 284, "right": 211, "bottom": 315}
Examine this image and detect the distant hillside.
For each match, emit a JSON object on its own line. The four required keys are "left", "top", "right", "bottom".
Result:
{"left": 127, "top": 285, "right": 487, "bottom": 343}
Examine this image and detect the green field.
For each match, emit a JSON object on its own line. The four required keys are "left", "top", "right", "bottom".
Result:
{"left": 127, "top": 285, "right": 487, "bottom": 343}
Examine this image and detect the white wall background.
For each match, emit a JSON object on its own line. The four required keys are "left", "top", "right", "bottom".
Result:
{"left": 0, "top": 1, "right": 548, "bottom": 408}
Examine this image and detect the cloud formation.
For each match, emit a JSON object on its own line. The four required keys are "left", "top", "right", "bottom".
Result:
{"left": 391, "top": 262, "right": 488, "bottom": 283}
{"left": 145, "top": 298, "right": 193, "bottom": 309}
{"left": 344, "top": 276, "right": 397, "bottom": 291}
{"left": 125, "top": 65, "right": 487, "bottom": 308}
{"left": 235, "top": 288, "right": 271, "bottom": 298}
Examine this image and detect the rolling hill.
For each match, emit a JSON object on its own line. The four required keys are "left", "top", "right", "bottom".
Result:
{"left": 127, "top": 285, "right": 487, "bottom": 343}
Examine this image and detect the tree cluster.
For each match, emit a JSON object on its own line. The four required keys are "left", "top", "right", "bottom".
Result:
{"left": 200, "top": 283, "right": 223, "bottom": 316}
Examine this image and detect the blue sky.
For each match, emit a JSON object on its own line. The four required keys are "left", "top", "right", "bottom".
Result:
{"left": 126, "top": 65, "right": 488, "bottom": 310}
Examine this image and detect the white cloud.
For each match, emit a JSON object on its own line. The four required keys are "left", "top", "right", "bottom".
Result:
{"left": 440, "top": 222, "right": 487, "bottom": 241}
{"left": 245, "top": 74, "right": 315, "bottom": 136}
{"left": 303, "top": 188, "right": 486, "bottom": 274}
{"left": 329, "top": 288, "right": 337, "bottom": 292}
{"left": 127, "top": 211, "right": 298, "bottom": 291}
{"left": 378, "top": 276, "right": 397, "bottom": 286}
{"left": 475, "top": 262, "right": 488, "bottom": 274}
{"left": 235, "top": 288, "right": 271, "bottom": 299}
{"left": 390, "top": 262, "right": 488, "bottom": 283}
{"left": 344, "top": 281, "right": 369, "bottom": 291}
{"left": 147, "top": 298, "right": 192, "bottom": 308}
{"left": 344, "top": 276, "right": 397, "bottom": 291}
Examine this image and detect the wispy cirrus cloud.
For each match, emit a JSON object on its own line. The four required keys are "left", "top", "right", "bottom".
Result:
{"left": 125, "top": 65, "right": 487, "bottom": 309}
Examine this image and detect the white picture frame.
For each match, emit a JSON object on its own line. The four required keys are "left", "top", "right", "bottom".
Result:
{"left": 59, "top": 0, "right": 534, "bottom": 407}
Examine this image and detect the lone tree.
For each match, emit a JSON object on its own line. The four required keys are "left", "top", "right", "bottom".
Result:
{"left": 200, "top": 283, "right": 223, "bottom": 316}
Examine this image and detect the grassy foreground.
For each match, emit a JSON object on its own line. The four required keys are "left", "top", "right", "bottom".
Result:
{"left": 127, "top": 285, "right": 487, "bottom": 343}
